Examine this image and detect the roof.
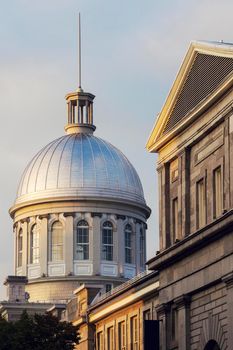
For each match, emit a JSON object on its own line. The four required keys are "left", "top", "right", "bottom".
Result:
{"left": 10, "top": 133, "right": 149, "bottom": 215}
{"left": 146, "top": 40, "right": 233, "bottom": 152}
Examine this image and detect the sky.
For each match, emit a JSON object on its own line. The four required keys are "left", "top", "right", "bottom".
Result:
{"left": 0, "top": 0, "right": 233, "bottom": 299}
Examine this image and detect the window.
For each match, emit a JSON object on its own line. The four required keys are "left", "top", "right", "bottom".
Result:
{"left": 172, "top": 198, "right": 178, "bottom": 242}
{"left": 51, "top": 221, "right": 63, "bottom": 261}
{"left": 18, "top": 229, "right": 23, "bottom": 267}
{"left": 76, "top": 220, "right": 89, "bottom": 260}
{"left": 105, "top": 283, "right": 112, "bottom": 293}
{"left": 213, "top": 167, "right": 222, "bottom": 218}
{"left": 30, "top": 225, "right": 39, "bottom": 264}
{"left": 118, "top": 321, "right": 126, "bottom": 350}
{"left": 131, "top": 316, "right": 138, "bottom": 350}
{"left": 125, "top": 224, "right": 133, "bottom": 264}
{"left": 97, "top": 331, "right": 103, "bottom": 350}
{"left": 139, "top": 228, "right": 145, "bottom": 267}
{"left": 102, "top": 221, "right": 113, "bottom": 261}
{"left": 196, "top": 178, "right": 206, "bottom": 229}
{"left": 107, "top": 326, "right": 114, "bottom": 350}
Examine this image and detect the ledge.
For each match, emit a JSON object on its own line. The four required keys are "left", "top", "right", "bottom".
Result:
{"left": 147, "top": 210, "right": 233, "bottom": 271}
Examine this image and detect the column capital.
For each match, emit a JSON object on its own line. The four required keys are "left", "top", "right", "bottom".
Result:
{"left": 222, "top": 271, "right": 233, "bottom": 288}
{"left": 38, "top": 214, "right": 50, "bottom": 220}
{"left": 116, "top": 214, "right": 126, "bottom": 220}
{"left": 174, "top": 294, "right": 191, "bottom": 309}
{"left": 156, "top": 302, "right": 171, "bottom": 316}
{"left": 91, "top": 212, "right": 102, "bottom": 218}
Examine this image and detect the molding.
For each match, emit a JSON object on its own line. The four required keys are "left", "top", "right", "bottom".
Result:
{"left": 116, "top": 214, "right": 126, "bottom": 220}
{"left": 156, "top": 302, "right": 171, "bottom": 316}
{"left": 63, "top": 212, "right": 75, "bottom": 218}
{"left": 174, "top": 294, "right": 191, "bottom": 309}
{"left": 147, "top": 209, "right": 233, "bottom": 271}
{"left": 222, "top": 271, "right": 233, "bottom": 288}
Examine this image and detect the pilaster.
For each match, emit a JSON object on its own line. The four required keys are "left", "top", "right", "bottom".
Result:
{"left": 156, "top": 303, "right": 170, "bottom": 350}
{"left": 64, "top": 214, "right": 74, "bottom": 275}
{"left": 92, "top": 214, "right": 101, "bottom": 275}
{"left": 117, "top": 217, "right": 124, "bottom": 276}
{"left": 39, "top": 215, "right": 48, "bottom": 276}
{"left": 174, "top": 294, "right": 191, "bottom": 350}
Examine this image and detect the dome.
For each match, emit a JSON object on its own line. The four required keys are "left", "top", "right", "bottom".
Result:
{"left": 14, "top": 133, "right": 146, "bottom": 208}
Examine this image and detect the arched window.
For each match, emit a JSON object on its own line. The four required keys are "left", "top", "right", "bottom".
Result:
{"left": 17, "top": 229, "right": 23, "bottom": 267}
{"left": 139, "top": 228, "right": 145, "bottom": 267}
{"left": 30, "top": 224, "right": 39, "bottom": 264}
{"left": 102, "top": 221, "right": 113, "bottom": 261}
{"left": 125, "top": 224, "right": 132, "bottom": 264}
{"left": 76, "top": 220, "right": 89, "bottom": 260}
{"left": 51, "top": 221, "right": 63, "bottom": 261}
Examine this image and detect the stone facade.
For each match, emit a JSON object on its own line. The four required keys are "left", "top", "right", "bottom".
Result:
{"left": 146, "top": 41, "right": 233, "bottom": 350}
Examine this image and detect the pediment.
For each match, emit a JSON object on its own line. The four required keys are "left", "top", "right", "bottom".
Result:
{"left": 147, "top": 41, "right": 233, "bottom": 152}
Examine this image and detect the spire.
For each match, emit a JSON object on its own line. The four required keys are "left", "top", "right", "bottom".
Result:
{"left": 65, "top": 13, "right": 95, "bottom": 135}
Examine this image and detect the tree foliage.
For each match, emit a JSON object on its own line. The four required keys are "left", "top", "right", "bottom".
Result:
{"left": 0, "top": 311, "right": 80, "bottom": 350}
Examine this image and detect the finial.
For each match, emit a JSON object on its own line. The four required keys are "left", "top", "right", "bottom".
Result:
{"left": 64, "top": 14, "right": 95, "bottom": 135}
{"left": 78, "top": 12, "right": 82, "bottom": 91}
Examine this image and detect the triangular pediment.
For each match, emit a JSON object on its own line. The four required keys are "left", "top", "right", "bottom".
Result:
{"left": 147, "top": 41, "right": 233, "bottom": 152}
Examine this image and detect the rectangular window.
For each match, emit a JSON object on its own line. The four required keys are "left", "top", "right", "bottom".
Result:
{"left": 97, "top": 332, "right": 103, "bottom": 350}
{"left": 118, "top": 321, "right": 126, "bottom": 350}
{"left": 196, "top": 179, "right": 206, "bottom": 229}
{"left": 102, "top": 229, "right": 113, "bottom": 261}
{"left": 172, "top": 198, "right": 178, "bottom": 242}
{"left": 107, "top": 326, "right": 114, "bottom": 350}
{"left": 76, "top": 227, "right": 89, "bottom": 260}
{"left": 213, "top": 167, "right": 222, "bottom": 218}
{"left": 131, "top": 316, "right": 138, "bottom": 350}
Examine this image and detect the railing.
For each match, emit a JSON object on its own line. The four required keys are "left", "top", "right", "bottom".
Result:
{"left": 91, "top": 270, "right": 152, "bottom": 306}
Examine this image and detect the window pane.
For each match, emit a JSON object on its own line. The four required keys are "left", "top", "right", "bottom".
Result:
{"left": 31, "top": 225, "right": 39, "bottom": 264}
{"left": 76, "top": 221, "right": 89, "bottom": 260}
{"left": 102, "top": 221, "right": 113, "bottom": 261}
{"left": 51, "top": 221, "right": 63, "bottom": 261}
{"left": 125, "top": 224, "right": 132, "bottom": 264}
{"left": 18, "top": 229, "right": 23, "bottom": 267}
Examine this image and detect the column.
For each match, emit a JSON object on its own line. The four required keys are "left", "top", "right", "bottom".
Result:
{"left": 222, "top": 272, "right": 233, "bottom": 347}
{"left": 156, "top": 303, "right": 170, "bottom": 350}
{"left": 85, "top": 100, "right": 89, "bottom": 124}
{"left": 135, "top": 221, "right": 141, "bottom": 274}
{"left": 39, "top": 215, "right": 48, "bottom": 276}
{"left": 64, "top": 213, "right": 74, "bottom": 275}
{"left": 174, "top": 294, "right": 191, "bottom": 350}
{"left": 116, "top": 215, "right": 125, "bottom": 276}
{"left": 91, "top": 213, "right": 102, "bottom": 275}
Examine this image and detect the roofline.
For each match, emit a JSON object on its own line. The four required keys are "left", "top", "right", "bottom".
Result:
{"left": 146, "top": 40, "right": 233, "bottom": 153}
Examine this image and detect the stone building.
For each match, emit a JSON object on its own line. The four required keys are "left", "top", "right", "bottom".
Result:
{"left": 63, "top": 40, "right": 233, "bottom": 350}
{"left": 146, "top": 40, "right": 233, "bottom": 350}
{"left": 3, "top": 79, "right": 150, "bottom": 305}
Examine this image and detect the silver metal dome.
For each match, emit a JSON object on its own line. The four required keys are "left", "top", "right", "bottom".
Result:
{"left": 14, "top": 133, "right": 146, "bottom": 207}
